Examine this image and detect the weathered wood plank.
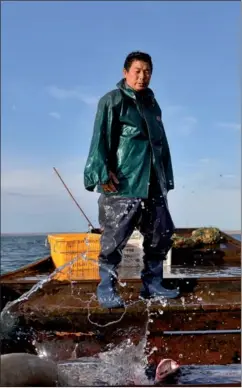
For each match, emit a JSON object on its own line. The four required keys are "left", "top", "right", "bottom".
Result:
{"left": 147, "top": 332, "right": 241, "bottom": 365}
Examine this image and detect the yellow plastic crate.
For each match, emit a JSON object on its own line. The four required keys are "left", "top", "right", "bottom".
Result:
{"left": 48, "top": 233, "right": 101, "bottom": 280}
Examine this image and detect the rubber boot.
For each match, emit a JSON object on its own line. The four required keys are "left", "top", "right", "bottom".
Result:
{"left": 97, "top": 264, "right": 124, "bottom": 309}
{"left": 140, "top": 259, "right": 179, "bottom": 299}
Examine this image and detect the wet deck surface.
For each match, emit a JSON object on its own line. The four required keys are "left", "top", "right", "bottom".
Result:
{"left": 119, "top": 265, "right": 241, "bottom": 279}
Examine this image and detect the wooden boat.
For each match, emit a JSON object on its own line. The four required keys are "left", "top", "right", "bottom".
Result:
{"left": 1, "top": 228, "right": 240, "bottom": 305}
{"left": 0, "top": 228, "right": 241, "bottom": 386}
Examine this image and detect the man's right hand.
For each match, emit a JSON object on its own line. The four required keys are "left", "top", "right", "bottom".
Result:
{"left": 101, "top": 171, "right": 119, "bottom": 193}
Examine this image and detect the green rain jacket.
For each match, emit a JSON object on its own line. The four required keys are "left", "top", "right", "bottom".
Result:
{"left": 84, "top": 79, "right": 174, "bottom": 198}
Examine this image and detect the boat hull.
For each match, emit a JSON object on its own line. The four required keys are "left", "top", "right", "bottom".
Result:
{"left": 0, "top": 229, "right": 241, "bottom": 373}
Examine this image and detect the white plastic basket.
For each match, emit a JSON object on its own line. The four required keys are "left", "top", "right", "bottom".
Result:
{"left": 121, "top": 231, "right": 173, "bottom": 268}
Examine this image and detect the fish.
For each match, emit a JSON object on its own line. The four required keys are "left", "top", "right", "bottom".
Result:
{"left": 154, "top": 358, "right": 180, "bottom": 383}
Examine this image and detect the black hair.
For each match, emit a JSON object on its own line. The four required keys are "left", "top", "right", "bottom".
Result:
{"left": 124, "top": 51, "right": 153, "bottom": 73}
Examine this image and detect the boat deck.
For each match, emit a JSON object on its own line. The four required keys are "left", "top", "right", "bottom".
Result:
{"left": 1, "top": 230, "right": 240, "bottom": 373}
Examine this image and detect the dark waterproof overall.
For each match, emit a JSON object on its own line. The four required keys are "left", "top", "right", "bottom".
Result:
{"left": 84, "top": 80, "right": 179, "bottom": 308}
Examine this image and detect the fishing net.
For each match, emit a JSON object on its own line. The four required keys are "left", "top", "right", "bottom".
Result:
{"left": 171, "top": 227, "right": 222, "bottom": 249}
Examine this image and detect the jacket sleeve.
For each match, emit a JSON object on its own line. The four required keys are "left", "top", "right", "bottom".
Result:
{"left": 84, "top": 96, "right": 116, "bottom": 191}
{"left": 162, "top": 128, "right": 175, "bottom": 192}
{"left": 159, "top": 113, "right": 175, "bottom": 192}
{"left": 155, "top": 103, "right": 175, "bottom": 192}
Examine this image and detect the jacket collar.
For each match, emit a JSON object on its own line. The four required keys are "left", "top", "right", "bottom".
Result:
{"left": 116, "top": 79, "right": 154, "bottom": 103}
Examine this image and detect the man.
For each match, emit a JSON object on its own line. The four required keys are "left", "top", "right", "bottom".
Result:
{"left": 84, "top": 51, "right": 179, "bottom": 309}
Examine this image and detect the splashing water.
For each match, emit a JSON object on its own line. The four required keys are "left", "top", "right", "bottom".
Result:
{"left": 1, "top": 232, "right": 177, "bottom": 386}
{"left": 29, "top": 285, "right": 163, "bottom": 385}
{"left": 58, "top": 338, "right": 153, "bottom": 386}
{"left": 1, "top": 230, "right": 155, "bottom": 380}
{"left": 0, "top": 252, "right": 86, "bottom": 332}
{"left": 1, "top": 233, "right": 241, "bottom": 386}
{"left": 1, "top": 233, "right": 127, "bottom": 322}
{"left": 1, "top": 236, "right": 99, "bottom": 334}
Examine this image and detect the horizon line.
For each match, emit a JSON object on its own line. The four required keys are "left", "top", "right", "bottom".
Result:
{"left": 1, "top": 229, "right": 241, "bottom": 236}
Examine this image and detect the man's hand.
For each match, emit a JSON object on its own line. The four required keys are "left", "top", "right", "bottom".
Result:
{"left": 101, "top": 171, "right": 119, "bottom": 193}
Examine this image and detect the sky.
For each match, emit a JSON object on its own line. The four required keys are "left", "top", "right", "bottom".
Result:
{"left": 1, "top": 1, "right": 241, "bottom": 233}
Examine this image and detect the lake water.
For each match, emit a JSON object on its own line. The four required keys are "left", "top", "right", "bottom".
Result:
{"left": 1, "top": 234, "right": 50, "bottom": 274}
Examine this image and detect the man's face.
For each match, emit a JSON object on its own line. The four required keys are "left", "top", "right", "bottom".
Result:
{"left": 123, "top": 60, "right": 152, "bottom": 92}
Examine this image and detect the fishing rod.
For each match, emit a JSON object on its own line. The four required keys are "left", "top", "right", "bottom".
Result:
{"left": 53, "top": 167, "right": 95, "bottom": 230}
